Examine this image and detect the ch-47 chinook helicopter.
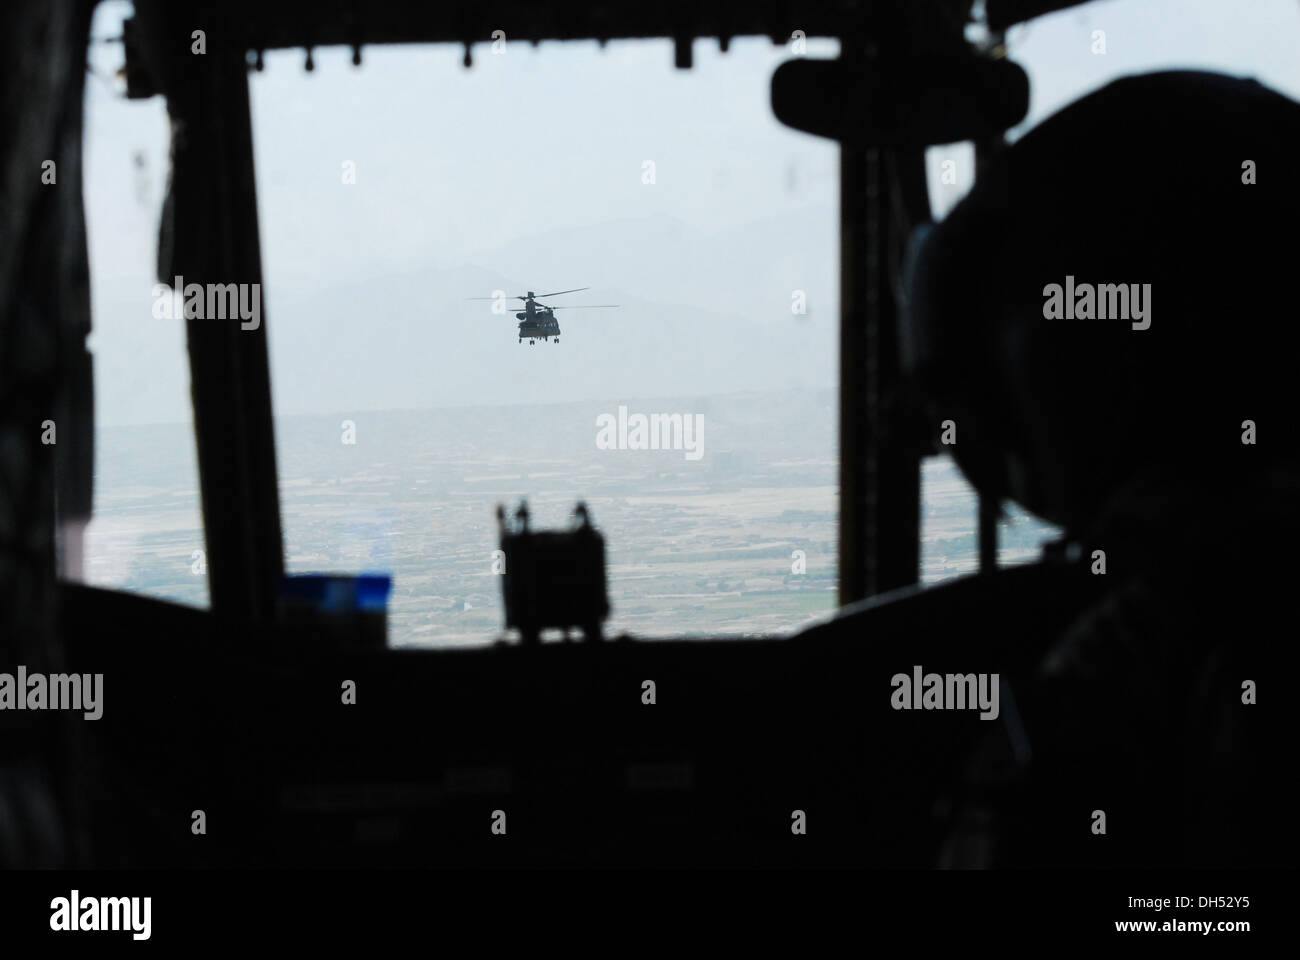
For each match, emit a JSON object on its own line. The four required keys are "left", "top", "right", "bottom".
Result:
{"left": 469, "top": 287, "right": 619, "bottom": 344}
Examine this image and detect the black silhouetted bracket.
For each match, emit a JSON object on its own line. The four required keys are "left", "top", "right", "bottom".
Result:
{"left": 497, "top": 500, "right": 610, "bottom": 645}
{"left": 771, "top": 55, "right": 1028, "bottom": 148}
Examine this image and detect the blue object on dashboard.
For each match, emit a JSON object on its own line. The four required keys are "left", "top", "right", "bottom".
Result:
{"left": 279, "top": 574, "right": 393, "bottom": 613}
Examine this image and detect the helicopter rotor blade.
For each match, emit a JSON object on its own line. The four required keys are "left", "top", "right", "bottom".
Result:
{"left": 551, "top": 304, "right": 619, "bottom": 309}
{"left": 532, "top": 287, "right": 589, "bottom": 298}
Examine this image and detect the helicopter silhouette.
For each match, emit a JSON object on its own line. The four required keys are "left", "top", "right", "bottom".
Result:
{"left": 469, "top": 287, "right": 619, "bottom": 344}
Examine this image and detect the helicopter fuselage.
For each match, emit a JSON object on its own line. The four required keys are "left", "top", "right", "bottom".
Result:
{"left": 483, "top": 288, "right": 614, "bottom": 343}
{"left": 517, "top": 308, "right": 561, "bottom": 342}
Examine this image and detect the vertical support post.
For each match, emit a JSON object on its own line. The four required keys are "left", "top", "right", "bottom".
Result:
{"left": 169, "top": 43, "right": 284, "bottom": 623}
{"left": 974, "top": 99, "right": 1007, "bottom": 576}
{"left": 839, "top": 135, "right": 921, "bottom": 604}
{"left": 839, "top": 142, "right": 869, "bottom": 605}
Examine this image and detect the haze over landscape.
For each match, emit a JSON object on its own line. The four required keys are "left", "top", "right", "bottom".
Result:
{"left": 87, "top": 392, "right": 1057, "bottom": 645}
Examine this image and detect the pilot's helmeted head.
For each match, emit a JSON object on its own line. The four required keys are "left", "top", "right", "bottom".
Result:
{"left": 904, "top": 70, "right": 1300, "bottom": 535}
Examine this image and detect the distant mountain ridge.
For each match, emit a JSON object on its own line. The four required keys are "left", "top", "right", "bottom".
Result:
{"left": 267, "top": 209, "right": 838, "bottom": 417}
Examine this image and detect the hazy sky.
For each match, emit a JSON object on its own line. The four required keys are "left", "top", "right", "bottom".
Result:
{"left": 84, "top": 0, "right": 1300, "bottom": 426}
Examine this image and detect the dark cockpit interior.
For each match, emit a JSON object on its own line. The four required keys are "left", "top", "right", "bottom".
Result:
{"left": 2, "top": 0, "right": 1296, "bottom": 880}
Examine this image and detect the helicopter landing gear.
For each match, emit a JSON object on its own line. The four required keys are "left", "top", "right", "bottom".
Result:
{"left": 554, "top": 338, "right": 559, "bottom": 344}
{"left": 518, "top": 338, "right": 522, "bottom": 343}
